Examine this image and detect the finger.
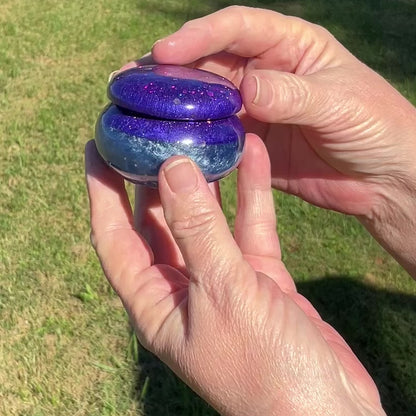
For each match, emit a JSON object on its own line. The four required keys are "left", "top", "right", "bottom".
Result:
{"left": 85, "top": 141, "right": 153, "bottom": 297}
{"left": 107, "top": 53, "right": 157, "bottom": 83}
{"left": 235, "top": 133, "right": 281, "bottom": 259}
{"left": 158, "top": 156, "right": 253, "bottom": 297}
{"left": 235, "top": 135, "right": 296, "bottom": 292}
{"left": 134, "top": 185, "right": 184, "bottom": 269}
{"left": 134, "top": 181, "right": 221, "bottom": 272}
{"left": 120, "top": 52, "right": 157, "bottom": 71}
{"left": 152, "top": 6, "right": 348, "bottom": 71}
{"left": 241, "top": 68, "right": 340, "bottom": 128}
{"left": 86, "top": 142, "right": 192, "bottom": 351}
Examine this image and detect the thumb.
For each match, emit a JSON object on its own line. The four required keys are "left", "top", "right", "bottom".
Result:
{"left": 158, "top": 157, "right": 253, "bottom": 297}
{"left": 241, "top": 69, "right": 326, "bottom": 126}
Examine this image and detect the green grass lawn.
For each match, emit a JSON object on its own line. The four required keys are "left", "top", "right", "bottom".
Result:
{"left": 0, "top": 0, "right": 415, "bottom": 415}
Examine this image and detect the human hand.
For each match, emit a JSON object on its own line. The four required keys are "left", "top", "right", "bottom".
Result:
{"left": 147, "top": 6, "right": 416, "bottom": 276}
{"left": 86, "top": 135, "right": 385, "bottom": 416}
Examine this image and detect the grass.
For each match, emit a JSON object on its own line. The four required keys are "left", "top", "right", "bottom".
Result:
{"left": 0, "top": 0, "right": 415, "bottom": 415}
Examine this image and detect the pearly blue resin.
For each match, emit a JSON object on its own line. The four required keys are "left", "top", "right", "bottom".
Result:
{"left": 95, "top": 65, "right": 245, "bottom": 187}
{"left": 96, "top": 105, "right": 244, "bottom": 187}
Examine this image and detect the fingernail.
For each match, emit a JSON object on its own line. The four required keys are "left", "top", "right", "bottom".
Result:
{"left": 119, "top": 61, "right": 139, "bottom": 71}
{"left": 164, "top": 158, "right": 198, "bottom": 194}
{"left": 246, "top": 75, "right": 271, "bottom": 106}
{"left": 108, "top": 70, "right": 120, "bottom": 83}
{"left": 152, "top": 38, "right": 165, "bottom": 49}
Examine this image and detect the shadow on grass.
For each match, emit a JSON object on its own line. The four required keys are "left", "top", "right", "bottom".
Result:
{"left": 298, "top": 277, "right": 416, "bottom": 416}
{"left": 134, "top": 347, "right": 218, "bottom": 416}
{"left": 133, "top": 277, "right": 415, "bottom": 416}
{"left": 138, "top": 0, "right": 416, "bottom": 83}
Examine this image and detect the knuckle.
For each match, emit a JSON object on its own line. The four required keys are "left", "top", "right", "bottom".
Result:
{"left": 224, "top": 4, "right": 248, "bottom": 14}
{"left": 223, "top": 5, "right": 251, "bottom": 34}
{"left": 170, "top": 209, "right": 217, "bottom": 240}
{"left": 309, "top": 21, "right": 333, "bottom": 40}
{"left": 89, "top": 223, "right": 129, "bottom": 254}
{"left": 278, "top": 74, "right": 311, "bottom": 121}
{"left": 181, "top": 19, "right": 200, "bottom": 30}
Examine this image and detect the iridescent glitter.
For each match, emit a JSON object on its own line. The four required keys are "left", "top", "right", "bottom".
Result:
{"left": 108, "top": 65, "right": 242, "bottom": 120}
{"left": 95, "top": 65, "right": 245, "bottom": 186}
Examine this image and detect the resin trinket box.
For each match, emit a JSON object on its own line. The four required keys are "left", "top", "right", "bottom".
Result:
{"left": 95, "top": 64, "right": 245, "bottom": 187}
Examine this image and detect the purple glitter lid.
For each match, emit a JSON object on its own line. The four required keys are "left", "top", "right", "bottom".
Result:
{"left": 108, "top": 65, "right": 242, "bottom": 120}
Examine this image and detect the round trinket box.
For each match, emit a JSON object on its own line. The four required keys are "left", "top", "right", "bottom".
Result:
{"left": 95, "top": 64, "right": 245, "bottom": 187}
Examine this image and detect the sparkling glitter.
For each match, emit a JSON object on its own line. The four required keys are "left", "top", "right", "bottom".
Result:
{"left": 96, "top": 65, "right": 245, "bottom": 186}
{"left": 108, "top": 64, "right": 242, "bottom": 121}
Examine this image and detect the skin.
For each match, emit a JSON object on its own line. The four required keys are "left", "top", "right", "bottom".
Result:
{"left": 86, "top": 6, "right": 416, "bottom": 415}
{"left": 86, "top": 135, "right": 385, "bottom": 416}
{"left": 149, "top": 6, "right": 416, "bottom": 277}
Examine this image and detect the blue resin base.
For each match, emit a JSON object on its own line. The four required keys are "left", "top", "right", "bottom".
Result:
{"left": 95, "top": 104, "right": 245, "bottom": 187}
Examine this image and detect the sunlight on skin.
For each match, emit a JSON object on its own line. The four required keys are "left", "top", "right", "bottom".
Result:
{"left": 86, "top": 134, "right": 385, "bottom": 415}
{"left": 86, "top": 5, "right": 416, "bottom": 415}
{"left": 149, "top": 6, "right": 416, "bottom": 278}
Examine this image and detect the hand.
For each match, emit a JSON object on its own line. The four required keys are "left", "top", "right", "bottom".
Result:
{"left": 86, "top": 136, "right": 385, "bottom": 416}
{"left": 149, "top": 6, "right": 416, "bottom": 276}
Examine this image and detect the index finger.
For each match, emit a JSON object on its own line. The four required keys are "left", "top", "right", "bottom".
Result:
{"left": 134, "top": 181, "right": 221, "bottom": 272}
{"left": 85, "top": 141, "right": 154, "bottom": 296}
{"left": 152, "top": 6, "right": 349, "bottom": 71}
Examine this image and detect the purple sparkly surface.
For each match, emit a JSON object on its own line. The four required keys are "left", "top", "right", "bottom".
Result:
{"left": 108, "top": 65, "right": 242, "bottom": 120}
{"left": 95, "top": 64, "right": 246, "bottom": 186}
{"left": 101, "top": 104, "right": 244, "bottom": 145}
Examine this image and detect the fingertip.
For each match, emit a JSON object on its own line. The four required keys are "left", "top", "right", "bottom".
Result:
{"left": 107, "top": 62, "right": 139, "bottom": 83}
{"left": 85, "top": 138, "right": 96, "bottom": 156}
{"left": 85, "top": 139, "right": 125, "bottom": 191}
{"left": 151, "top": 25, "right": 209, "bottom": 65}
{"left": 240, "top": 70, "right": 276, "bottom": 121}
{"left": 85, "top": 140, "right": 102, "bottom": 174}
{"left": 119, "top": 61, "right": 140, "bottom": 71}
{"left": 241, "top": 133, "right": 269, "bottom": 162}
{"left": 242, "top": 69, "right": 318, "bottom": 125}
{"left": 151, "top": 36, "right": 177, "bottom": 63}
{"left": 240, "top": 73, "right": 259, "bottom": 105}
{"left": 151, "top": 38, "right": 166, "bottom": 54}
{"left": 157, "top": 157, "right": 220, "bottom": 203}
{"left": 117, "top": 53, "right": 155, "bottom": 74}
{"left": 159, "top": 156, "right": 204, "bottom": 199}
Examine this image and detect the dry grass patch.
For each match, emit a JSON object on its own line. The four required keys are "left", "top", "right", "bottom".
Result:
{"left": 1, "top": 0, "right": 415, "bottom": 415}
